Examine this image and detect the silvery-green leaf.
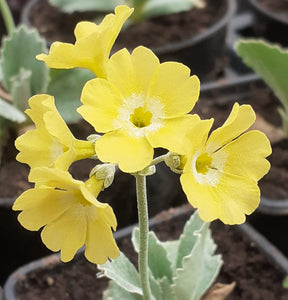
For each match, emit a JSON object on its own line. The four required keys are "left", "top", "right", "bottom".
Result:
{"left": 159, "top": 240, "right": 179, "bottom": 269}
{"left": 176, "top": 210, "right": 204, "bottom": 269}
{"left": 0, "top": 25, "right": 48, "bottom": 94}
{"left": 236, "top": 39, "right": 288, "bottom": 137}
{"left": 172, "top": 223, "right": 222, "bottom": 300}
{"left": 132, "top": 228, "right": 173, "bottom": 282}
{"left": 98, "top": 252, "right": 142, "bottom": 295}
{"left": 9, "top": 68, "right": 32, "bottom": 112}
{"left": 103, "top": 280, "right": 142, "bottom": 300}
{"left": 0, "top": 97, "right": 26, "bottom": 123}
{"left": 49, "top": 0, "right": 124, "bottom": 13}
{"left": 47, "top": 68, "right": 94, "bottom": 123}
{"left": 143, "top": 0, "right": 204, "bottom": 19}
{"left": 236, "top": 40, "right": 288, "bottom": 113}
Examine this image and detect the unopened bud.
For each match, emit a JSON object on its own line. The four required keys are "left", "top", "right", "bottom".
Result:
{"left": 90, "top": 163, "right": 116, "bottom": 189}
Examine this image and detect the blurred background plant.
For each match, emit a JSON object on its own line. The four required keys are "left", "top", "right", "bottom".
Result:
{"left": 0, "top": 0, "right": 94, "bottom": 165}
{"left": 48, "top": 0, "right": 205, "bottom": 23}
{"left": 236, "top": 39, "right": 288, "bottom": 138}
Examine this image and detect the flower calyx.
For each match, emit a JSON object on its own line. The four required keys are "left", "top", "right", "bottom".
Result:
{"left": 90, "top": 163, "right": 116, "bottom": 189}
{"left": 165, "top": 152, "right": 183, "bottom": 174}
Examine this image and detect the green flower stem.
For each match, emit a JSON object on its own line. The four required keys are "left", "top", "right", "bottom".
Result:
{"left": 150, "top": 154, "right": 168, "bottom": 166}
{"left": 135, "top": 173, "right": 152, "bottom": 300}
{"left": 0, "top": 0, "right": 15, "bottom": 36}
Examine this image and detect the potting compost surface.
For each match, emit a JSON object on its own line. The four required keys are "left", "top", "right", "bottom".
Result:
{"left": 27, "top": 0, "right": 226, "bottom": 48}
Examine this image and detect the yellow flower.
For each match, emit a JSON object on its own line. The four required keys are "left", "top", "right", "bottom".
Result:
{"left": 15, "top": 94, "right": 95, "bottom": 171}
{"left": 13, "top": 167, "right": 119, "bottom": 264}
{"left": 180, "top": 103, "right": 271, "bottom": 225}
{"left": 78, "top": 46, "right": 200, "bottom": 173}
{"left": 36, "top": 5, "right": 133, "bottom": 78}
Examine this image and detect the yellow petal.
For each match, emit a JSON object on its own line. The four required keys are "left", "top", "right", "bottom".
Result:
{"left": 28, "top": 167, "right": 81, "bottom": 191}
{"left": 43, "top": 110, "right": 73, "bottom": 147}
{"left": 15, "top": 129, "right": 63, "bottom": 168}
{"left": 107, "top": 46, "right": 159, "bottom": 99}
{"left": 41, "top": 203, "right": 87, "bottom": 262}
{"left": 95, "top": 129, "right": 153, "bottom": 173}
{"left": 14, "top": 188, "right": 71, "bottom": 230}
{"left": 147, "top": 114, "right": 201, "bottom": 155}
{"left": 148, "top": 62, "right": 200, "bottom": 117}
{"left": 36, "top": 42, "right": 77, "bottom": 69}
{"left": 181, "top": 172, "right": 260, "bottom": 225}
{"left": 37, "top": 5, "right": 133, "bottom": 77}
{"left": 206, "top": 103, "right": 256, "bottom": 153}
{"left": 78, "top": 78, "right": 123, "bottom": 132}
{"left": 74, "top": 21, "right": 99, "bottom": 39}
{"left": 85, "top": 217, "right": 120, "bottom": 264}
{"left": 221, "top": 130, "right": 271, "bottom": 181}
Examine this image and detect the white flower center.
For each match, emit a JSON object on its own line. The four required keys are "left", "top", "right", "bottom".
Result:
{"left": 114, "top": 93, "right": 165, "bottom": 138}
{"left": 192, "top": 150, "right": 227, "bottom": 186}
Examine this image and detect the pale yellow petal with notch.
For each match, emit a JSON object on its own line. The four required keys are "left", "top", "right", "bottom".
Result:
{"left": 146, "top": 114, "right": 201, "bottom": 155}
{"left": 78, "top": 78, "right": 123, "bottom": 132}
{"left": 85, "top": 218, "right": 120, "bottom": 264}
{"left": 206, "top": 103, "right": 256, "bottom": 153}
{"left": 181, "top": 172, "right": 260, "bottom": 224}
{"left": 221, "top": 130, "right": 271, "bottom": 181}
{"left": 148, "top": 62, "right": 200, "bottom": 117}
{"left": 95, "top": 129, "right": 153, "bottom": 173}
{"left": 14, "top": 189, "right": 71, "bottom": 230}
{"left": 41, "top": 203, "right": 87, "bottom": 262}
{"left": 15, "top": 129, "right": 63, "bottom": 168}
{"left": 107, "top": 46, "right": 159, "bottom": 98}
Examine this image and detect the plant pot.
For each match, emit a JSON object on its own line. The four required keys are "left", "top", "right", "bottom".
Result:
{"left": 248, "top": 0, "right": 288, "bottom": 46}
{"left": 4, "top": 204, "right": 288, "bottom": 299}
{"left": 21, "top": 0, "right": 237, "bottom": 82}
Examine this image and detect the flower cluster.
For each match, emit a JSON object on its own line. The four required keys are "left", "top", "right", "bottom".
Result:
{"left": 13, "top": 5, "right": 271, "bottom": 264}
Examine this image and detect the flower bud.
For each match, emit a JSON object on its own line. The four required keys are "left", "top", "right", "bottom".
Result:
{"left": 90, "top": 163, "right": 116, "bottom": 189}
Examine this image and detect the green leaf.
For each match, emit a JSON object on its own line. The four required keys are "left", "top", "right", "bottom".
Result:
{"left": 47, "top": 68, "right": 94, "bottom": 123}
{"left": 283, "top": 275, "right": 288, "bottom": 289}
{"left": 0, "top": 97, "right": 26, "bottom": 123}
{"left": 160, "top": 240, "right": 179, "bottom": 270}
{"left": 172, "top": 223, "right": 223, "bottom": 300}
{"left": 0, "top": 25, "right": 49, "bottom": 95}
{"left": 158, "top": 277, "right": 176, "bottom": 300}
{"left": 49, "top": 0, "right": 124, "bottom": 13}
{"left": 132, "top": 228, "right": 173, "bottom": 283}
{"left": 103, "top": 280, "right": 142, "bottom": 300}
{"left": 143, "top": 0, "right": 204, "bottom": 19}
{"left": 9, "top": 68, "right": 32, "bottom": 112}
{"left": 98, "top": 252, "right": 143, "bottom": 295}
{"left": 176, "top": 210, "right": 205, "bottom": 269}
{"left": 235, "top": 40, "right": 288, "bottom": 114}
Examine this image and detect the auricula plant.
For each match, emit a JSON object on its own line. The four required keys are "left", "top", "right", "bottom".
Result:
{"left": 48, "top": 0, "right": 205, "bottom": 23}
{"left": 13, "top": 5, "right": 271, "bottom": 299}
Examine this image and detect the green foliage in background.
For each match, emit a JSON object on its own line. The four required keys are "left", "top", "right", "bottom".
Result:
{"left": 49, "top": 0, "right": 205, "bottom": 22}
{"left": 236, "top": 40, "right": 288, "bottom": 136}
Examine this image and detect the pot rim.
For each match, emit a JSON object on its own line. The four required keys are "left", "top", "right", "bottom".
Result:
{"left": 248, "top": 0, "right": 288, "bottom": 25}
{"left": 4, "top": 204, "right": 288, "bottom": 300}
{"left": 21, "top": 0, "right": 237, "bottom": 54}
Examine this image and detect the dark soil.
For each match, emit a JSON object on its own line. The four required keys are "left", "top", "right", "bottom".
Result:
{"left": 14, "top": 206, "right": 288, "bottom": 300}
{"left": 26, "top": 0, "right": 226, "bottom": 47}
